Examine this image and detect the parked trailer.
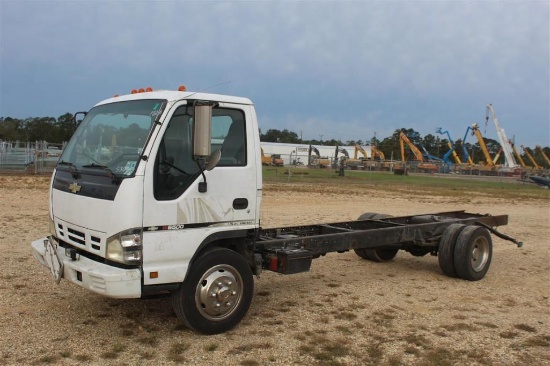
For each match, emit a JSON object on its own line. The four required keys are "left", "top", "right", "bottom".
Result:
{"left": 31, "top": 87, "right": 521, "bottom": 335}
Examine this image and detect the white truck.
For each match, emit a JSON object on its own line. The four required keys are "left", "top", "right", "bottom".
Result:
{"left": 31, "top": 87, "right": 521, "bottom": 334}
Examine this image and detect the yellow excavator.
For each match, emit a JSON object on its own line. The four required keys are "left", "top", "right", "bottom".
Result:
{"left": 399, "top": 132, "right": 438, "bottom": 173}
{"left": 308, "top": 145, "right": 330, "bottom": 168}
{"left": 260, "top": 148, "right": 272, "bottom": 166}
{"left": 371, "top": 145, "right": 385, "bottom": 160}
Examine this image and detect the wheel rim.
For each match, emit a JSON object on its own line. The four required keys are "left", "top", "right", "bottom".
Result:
{"left": 470, "top": 236, "right": 490, "bottom": 272}
{"left": 195, "top": 264, "right": 243, "bottom": 321}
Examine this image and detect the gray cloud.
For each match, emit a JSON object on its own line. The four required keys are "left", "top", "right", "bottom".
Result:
{"left": 1, "top": 1, "right": 548, "bottom": 146}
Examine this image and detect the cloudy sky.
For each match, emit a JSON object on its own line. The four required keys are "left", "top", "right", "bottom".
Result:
{"left": 1, "top": 1, "right": 548, "bottom": 147}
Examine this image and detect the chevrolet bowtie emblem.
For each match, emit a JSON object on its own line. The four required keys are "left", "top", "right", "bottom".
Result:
{"left": 69, "top": 182, "right": 82, "bottom": 193}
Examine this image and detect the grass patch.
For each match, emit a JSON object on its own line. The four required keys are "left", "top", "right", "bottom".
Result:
{"left": 204, "top": 343, "right": 219, "bottom": 352}
{"left": 297, "top": 334, "right": 350, "bottom": 364}
{"left": 73, "top": 354, "right": 92, "bottom": 362}
{"left": 167, "top": 342, "right": 189, "bottom": 362}
{"left": 263, "top": 167, "right": 550, "bottom": 201}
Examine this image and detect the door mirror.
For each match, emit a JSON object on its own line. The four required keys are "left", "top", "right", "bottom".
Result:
{"left": 193, "top": 104, "right": 212, "bottom": 159}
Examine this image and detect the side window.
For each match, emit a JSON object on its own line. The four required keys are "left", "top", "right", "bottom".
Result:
{"left": 153, "top": 105, "right": 246, "bottom": 201}
{"left": 154, "top": 107, "right": 199, "bottom": 200}
{"left": 215, "top": 109, "right": 246, "bottom": 166}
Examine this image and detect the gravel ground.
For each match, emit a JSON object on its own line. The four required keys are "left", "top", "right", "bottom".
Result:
{"left": 0, "top": 175, "right": 549, "bottom": 365}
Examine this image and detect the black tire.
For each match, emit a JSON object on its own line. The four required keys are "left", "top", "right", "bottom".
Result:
{"left": 357, "top": 212, "right": 379, "bottom": 221}
{"left": 354, "top": 213, "right": 398, "bottom": 262}
{"left": 453, "top": 226, "right": 493, "bottom": 281}
{"left": 437, "top": 223, "right": 466, "bottom": 278}
{"left": 171, "top": 248, "right": 254, "bottom": 334}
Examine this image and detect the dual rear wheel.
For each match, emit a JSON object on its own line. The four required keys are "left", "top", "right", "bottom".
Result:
{"left": 354, "top": 213, "right": 399, "bottom": 262}
{"left": 438, "top": 224, "right": 492, "bottom": 281}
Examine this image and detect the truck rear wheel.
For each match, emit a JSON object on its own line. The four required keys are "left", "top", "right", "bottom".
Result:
{"left": 437, "top": 223, "right": 466, "bottom": 278}
{"left": 354, "top": 213, "right": 398, "bottom": 262}
{"left": 453, "top": 226, "right": 492, "bottom": 281}
{"left": 171, "top": 248, "right": 254, "bottom": 334}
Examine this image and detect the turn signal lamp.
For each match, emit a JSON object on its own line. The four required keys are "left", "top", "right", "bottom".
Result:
{"left": 178, "top": 85, "right": 187, "bottom": 91}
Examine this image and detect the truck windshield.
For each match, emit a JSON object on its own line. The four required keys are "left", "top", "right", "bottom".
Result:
{"left": 59, "top": 100, "right": 165, "bottom": 178}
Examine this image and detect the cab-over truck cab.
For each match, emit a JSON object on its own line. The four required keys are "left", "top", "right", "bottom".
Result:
{"left": 32, "top": 88, "right": 262, "bottom": 334}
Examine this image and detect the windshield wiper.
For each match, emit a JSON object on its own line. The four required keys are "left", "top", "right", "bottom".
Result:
{"left": 58, "top": 160, "right": 80, "bottom": 179}
{"left": 82, "top": 163, "right": 122, "bottom": 184}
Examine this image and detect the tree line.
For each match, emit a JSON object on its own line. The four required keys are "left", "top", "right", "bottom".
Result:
{"left": 0, "top": 115, "right": 548, "bottom": 167}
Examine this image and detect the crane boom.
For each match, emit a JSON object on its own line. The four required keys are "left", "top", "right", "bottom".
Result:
{"left": 461, "top": 126, "right": 475, "bottom": 165}
{"left": 436, "top": 127, "right": 462, "bottom": 164}
{"left": 511, "top": 143, "right": 528, "bottom": 168}
{"left": 399, "top": 132, "right": 424, "bottom": 162}
{"left": 471, "top": 123, "right": 494, "bottom": 166}
{"left": 486, "top": 104, "right": 518, "bottom": 168}
{"left": 521, "top": 145, "right": 541, "bottom": 169}
{"left": 536, "top": 145, "right": 550, "bottom": 165}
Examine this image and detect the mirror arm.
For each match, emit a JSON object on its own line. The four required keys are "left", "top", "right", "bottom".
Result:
{"left": 196, "top": 158, "right": 207, "bottom": 193}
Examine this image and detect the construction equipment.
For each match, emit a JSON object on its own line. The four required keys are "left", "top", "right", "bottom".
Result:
{"left": 511, "top": 142, "right": 528, "bottom": 168}
{"left": 370, "top": 145, "right": 385, "bottom": 160}
{"left": 399, "top": 132, "right": 423, "bottom": 162}
{"left": 399, "top": 132, "right": 438, "bottom": 173}
{"left": 460, "top": 126, "right": 475, "bottom": 165}
{"left": 435, "top": 128, "right": 462, "bottom": 165}
{"left": 345, "top": 145, "right": 366, "bottom": 169}
{"left": 485, "top": 104, "right": 518, "bottom": 168}
{"left": 493, "top": 147, "right": 503, "bottom": 165}
{"left": 260, "top": 148, "right": 271, "bottom": 166}
{"left": 271, "top": 154, "right": 284, "bottom": 167}
{"left": 521, "top": 146, "right": 541, "bottom": 169}
{"left": 535, "top": 146, "right": 550, "bottom": 166}
{"left": 308, "top": 145, "right": 330, "bottom": 168}
{"left": 470, "top": 123, "right": 495, "bottom": 167}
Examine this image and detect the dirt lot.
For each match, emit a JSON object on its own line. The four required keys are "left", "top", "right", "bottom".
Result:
{"left": 0, "top": 175, "right": 548, "bottom": 365}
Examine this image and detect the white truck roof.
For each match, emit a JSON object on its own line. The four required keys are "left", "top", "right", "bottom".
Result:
{"left": 95, "top": 89, "right": 254, "bottom": 107}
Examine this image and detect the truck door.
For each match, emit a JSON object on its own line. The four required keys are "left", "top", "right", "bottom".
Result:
{"left": 142, "top": 102, "right": 257, "bottom": 265}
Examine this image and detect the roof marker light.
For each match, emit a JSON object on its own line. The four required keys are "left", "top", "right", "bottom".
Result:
{"left": 146, "top": 87, "right": 153, "bottom": 92}
{"left": 138, "top": 88, "right": 145, "bottom": 93}
{"left": 131, "top": 89, "right": 137, "bottom": 94}
{"left": 178, "top": 85, "right": 187, "bottom": 91}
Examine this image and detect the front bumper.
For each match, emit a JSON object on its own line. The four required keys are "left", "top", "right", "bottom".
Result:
{"left": 31, "top": 236, "right": 142, "bottom": 298}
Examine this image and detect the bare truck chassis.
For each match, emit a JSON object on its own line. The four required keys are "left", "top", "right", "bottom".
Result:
{"left": 256, "top": 210, "right": 521, "bottom": 281}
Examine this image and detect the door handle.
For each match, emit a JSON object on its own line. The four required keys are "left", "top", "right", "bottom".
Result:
{"left": 233, "top": 198, "right": 248, "bottom": 210}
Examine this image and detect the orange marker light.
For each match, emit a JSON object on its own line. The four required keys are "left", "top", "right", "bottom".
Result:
{"left": 113, "top": 94, "right": 119, "bottom": 97}
{"left": 138, "top": 88, "right": 145, "bottom": 93}
{"left": 178, "top": 85, "right": 187, "bottom": 91}
{"left": 131, "top": 89, "right": 137, "bottom": 94}
{"left": 150, "top": 272, "right": 158, "bottom": 279}
{"left": 146, "top": 87, "right": 153, "bottom": 92}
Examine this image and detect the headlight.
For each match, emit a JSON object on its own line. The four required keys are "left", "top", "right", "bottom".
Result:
{"left": 106, "top": 228, "right": 142, "bottom": 265}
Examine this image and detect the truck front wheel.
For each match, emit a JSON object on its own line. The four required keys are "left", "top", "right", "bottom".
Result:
{"left": 171, "top": 248, "right": 254, "bottom": 334}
